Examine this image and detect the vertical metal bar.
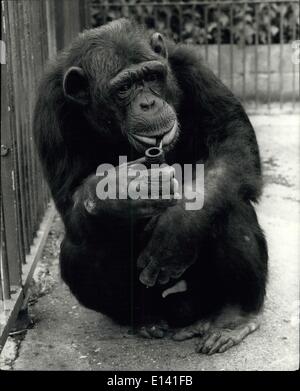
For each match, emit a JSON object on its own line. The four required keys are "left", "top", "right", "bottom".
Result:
{"left": 104, "top": 3, "right": 108, "bottom": 25}
{"left": 292, "top": 3, "right": 296, "bottom": 110}
{"left": 1, "top": 202, "right": 11, "bottom": 300}
{"left": 21, "top": 0, "right": 33, "bottom": 247}
{"left": 79, "top": 0, "right": 91, "bottom": 30}
{"left": 25, "top": 1, "right": 38, "bottom": 236}
{"left": 204, "top": 4, "right": 208, "bottom": 62}
{"left": 166, "top": 4, "right": 171, "bottom": 37}
{"left": 267, "top": 2, "right": 271, "bottom": 109}
{"left": 0, "top": 249, "right": 11, "bottom": 301}
{"left": 0, "top": 272, "right": 2, "bottom": 301}
{"left": 230, "top": 3, "right": 234, "bottom": 92}
{"left": 11, "top": 0, "right": 31, "bottom": 252}
{"left": 63, "top": 0, "right": 70, "bottom": 45}
{"left": 30, "top": 0, "right": 41, "bottom": 222}
{"left": 31, "top": 0, "right": 41, "bottom": 228}
{"left": 242, "top": 1, "right": 246, "bottom": 104}
{"left": 178, "top": 3, "right": 183, "bottom": 43}
{"left": 153, "top": 4, "right": 158, "bottom": 30}
{"left": 39, "top": 0, "right": 51, "bottom": 216}
{"left": 255, "top": 2, "right": 259, "bottom": 109}
{"left": 192, "top": 3, "right": 196, "bottom": 44}
{"left": 54, "top": 0, "right": 64, "bottom": 50}
{"left": 0, "top": 258, "right": 2, "bottom": 301}
{"left": 46, "top": 0, "right": 57, "bottom": 60}
{"left": 279, "top": 4, "right": 283, "bottom": 109}
{"left": 20, "top": 0, "right": 31, "bottom": 242}
{"left": 42, "top": 0, "right": 50, "bottom": 215}
{"left": 217, "top": 1, "right": 221, "bottom": 78}
{"left": 5, "top": 1, "right": 25, "bottom": 263}
{"left": 11, "top": 7, "right": 27, "bottom": 260}
{"left": 135, "top": 5, "right": 141, "bottom": 28}
{"left": 17, "top": 0, "right": 34, "bottom": 243}
{"left": 1, "top": 0, "right": 22, "bottom": 286}
{"left": 23, "top": 0, "right": 33, "bottom": 233}
{"left": 6, "top": 2, "right": 27, "bottom": 259}
{"left": 38, "top": 0, "right": 47, "bottom": 221}
{"left": 41, "top": 0, "right": 51, "bottom": 214}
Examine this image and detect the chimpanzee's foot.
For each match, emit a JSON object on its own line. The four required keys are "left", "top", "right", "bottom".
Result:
{"left": 196, "top": 306, "right": 261, "bottom": 355}
{"left": 137, "top": 319, "right": 169, "bottom": 339}
{"left": 172, "top": 319, "right": 211, "bottom": 341}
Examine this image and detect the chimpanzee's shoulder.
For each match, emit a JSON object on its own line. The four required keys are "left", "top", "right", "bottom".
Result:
{"left": 168, "top": 42, "right": 205, "bottom": 72}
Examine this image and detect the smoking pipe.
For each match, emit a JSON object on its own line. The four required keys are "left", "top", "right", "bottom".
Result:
{"left": 144, "top": 140, "right": 165, "bottom": 167}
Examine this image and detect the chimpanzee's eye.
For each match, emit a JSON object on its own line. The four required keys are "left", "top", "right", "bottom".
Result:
{"left": 145, "top": 72, "right": 159, "bottom": 82}
{"left": 118, "top": 83, "right": 131, "bottom": 96}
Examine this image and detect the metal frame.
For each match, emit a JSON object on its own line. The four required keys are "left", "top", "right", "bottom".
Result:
{"left": 92, "top": 0, "right": 300, "bottom": 111}
{"left": 0, "top": 0, "right": 89, "bottom": 353}
{"left": 0, "top": 204, "right": 55, "bottom": 352}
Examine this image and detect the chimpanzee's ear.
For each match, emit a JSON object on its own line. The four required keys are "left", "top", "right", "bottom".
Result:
{"left": 150, "top": 33, "right": 168, "bottom": 59}
{"left": 63, "top": 66, "right": 89, "bottom": 105}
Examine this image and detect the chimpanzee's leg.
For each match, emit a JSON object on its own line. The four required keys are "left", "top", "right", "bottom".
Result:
{"left": 172, "top": 201, "right": 268, "bottom": 353}
{"left": 60, "top": 236, "right": 135, "bottom": 323}
{"left": 59, "top": 232, "right": 166, "bottom": 327}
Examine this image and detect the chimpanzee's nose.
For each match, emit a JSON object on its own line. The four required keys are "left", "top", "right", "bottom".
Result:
{"left": 140, "top": 99, "right": 155, "bottom": 111}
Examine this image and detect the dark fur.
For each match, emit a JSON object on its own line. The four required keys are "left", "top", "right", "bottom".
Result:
{"left": 34, "top": 19, "right": 268, "bottom": 327}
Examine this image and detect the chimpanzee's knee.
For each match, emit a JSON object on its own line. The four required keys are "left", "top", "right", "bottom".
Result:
{"left": 194, "top": 202, "right": 269, "bottom": 314}
{"left": 215, "top": 202, "right": 268, "bottom": 312}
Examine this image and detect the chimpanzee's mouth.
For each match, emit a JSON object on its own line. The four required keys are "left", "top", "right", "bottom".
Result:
{"left": 133, "top": 120, "right": 178, "bottom": 147}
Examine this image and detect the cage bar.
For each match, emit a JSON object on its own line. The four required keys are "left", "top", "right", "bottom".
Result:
{"left": 0, "top": 0, "right": 90, "bottom": 354}
{"left": 292, "top": 3, "right": 297, "bottom": 110}
{"left": 255, "top": 2, "right": 259, "bottom": 109}
{"left": 267, "top": 1, "right": 271, "bottom": 109}
{"left": 230, "top": 3, "right": 234, "bottom": 91}
{"left": 217, "top": 1, "right": 221, "bottom": 78}
{"left": 279, "top": 4, "right": 283, "bottom": 108}
{"left": 242, "top": 1, "right": 246, "bottom": 103}
{"left": 92, "top": 0, "right": 299, "bottom": 109}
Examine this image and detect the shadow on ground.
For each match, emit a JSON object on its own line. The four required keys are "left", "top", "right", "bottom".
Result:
{"left": 1, "top": 114, "right": 299, "bottom": 371}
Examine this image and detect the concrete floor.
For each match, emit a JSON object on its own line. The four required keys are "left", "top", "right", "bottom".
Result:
{"left": 1, "top": 114, "right": 299, "bottom": 371}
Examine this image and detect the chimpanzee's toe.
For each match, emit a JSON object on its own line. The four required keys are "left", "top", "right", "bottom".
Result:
{"left": 137, "top": 320, "right": 169, "bottom": 339}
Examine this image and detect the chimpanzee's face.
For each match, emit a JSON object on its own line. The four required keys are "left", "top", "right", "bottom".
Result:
{"left": 108, "top": 58, "right": 179, "bottom": 152}
{"left": 63, "top": 28, "right": 180, "bottom": 153}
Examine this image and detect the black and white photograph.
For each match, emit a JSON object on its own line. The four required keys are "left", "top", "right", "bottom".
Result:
{"left": 0, "top": 0, "right": 299, "bottom": 376}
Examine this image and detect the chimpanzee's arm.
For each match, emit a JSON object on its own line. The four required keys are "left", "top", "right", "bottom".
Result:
{"left": 171, "top": 45, "right": 262, "bottom": 222}
{"left": 138, "top": 47, "right": 263, "bottom": 286}
{"left": 194, "top": 117, "right": 262, "bottom": 224}
{"left": 33, "top": 67, "right": 102, "bottom": 241}
{"left": 137, "top": 115, "right": 263, "bottom": 287}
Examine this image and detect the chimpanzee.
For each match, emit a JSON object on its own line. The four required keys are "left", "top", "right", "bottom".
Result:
{"left": 34, "top": 19, "right": 268, "bottom": 354}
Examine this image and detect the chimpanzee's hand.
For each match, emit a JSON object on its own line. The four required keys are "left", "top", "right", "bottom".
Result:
{"left": 137, "top": 205, "right": 199, "bottom": 286}
{"left": 83, "top": 157, "right": 178, "bottom": 219}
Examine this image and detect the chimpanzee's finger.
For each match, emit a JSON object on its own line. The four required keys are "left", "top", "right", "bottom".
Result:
{"left": 137, "top": 215, "right": 166, "bottom": 269}
{"left": 157, "top": 270, "right": 170, "bottom": 285}
{"left": 139, "top": 257, "right": 161, "bottom": 287}
{"left": 126, "top": 156, "right": 147, "bottom": 166}
{"left": 144, "top": 215, "right": 160, "bottom": 233}
{"left": 156, "top": 177, "right": 178, "bottom": 197}
{"left": 135, "top": 199, "right": 177, "bottom": 216}
{"left": 137, "top": 247, "right": 151, "bottom": 269}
